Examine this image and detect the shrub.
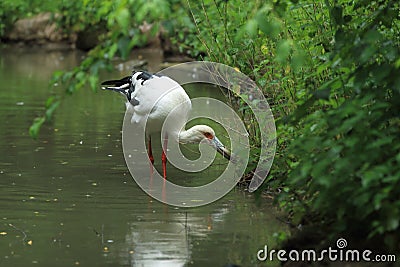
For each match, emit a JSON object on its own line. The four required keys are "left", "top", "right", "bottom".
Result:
{"left": 286, "top": 0, "right": 400, "bottom": 249}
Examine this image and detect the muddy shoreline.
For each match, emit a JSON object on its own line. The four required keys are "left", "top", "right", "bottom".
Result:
{"left": 1, "top": 12, "right": 173, "bottom": 53}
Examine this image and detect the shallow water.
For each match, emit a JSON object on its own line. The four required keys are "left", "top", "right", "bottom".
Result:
{"left": 0, "top": 47, "right": 285, "bottom": 267}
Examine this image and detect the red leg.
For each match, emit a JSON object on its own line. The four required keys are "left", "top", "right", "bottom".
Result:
{"left": 148, "top": 137, "right": 154, "bottom": 177}
{"left": 148, "top": 137, "right": 154, "bottom": 164}
{"left": 161, "top": 133, "right": 168, "bottom": 179}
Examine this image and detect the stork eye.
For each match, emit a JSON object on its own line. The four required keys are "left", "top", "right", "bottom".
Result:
{"left": 204, "top": 132, "right": 213, "bottom": 139}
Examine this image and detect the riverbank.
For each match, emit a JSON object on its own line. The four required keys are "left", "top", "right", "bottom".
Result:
{"left": 1, "top": 12, "right": 177, "bottom": 54}
{"left": 1, "top": 13, "right": 74, "bottom": 49}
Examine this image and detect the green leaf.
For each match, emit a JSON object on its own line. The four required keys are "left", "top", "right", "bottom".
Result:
{"left": 395, "top": 58, "right": 400, "bottom": 69}
{"left": 116, "top": 8, "right": 130, "bottom": 33}
{"left": 52, "top": 70, "right": 64, "bottom": 80}
{"left": 88, "top": 75, "right": 99, "bottom": 91}
{"left": 29, "top": 117, "right": 46, "bottom": 139}
{"left": 291, "top": 50, "right": 307, "bottom": 72}
{"left": 360, "top": 45, "right": 377, "bottom": 64}
{"left": 256, "top": 12, "right": 281, "bottom": 38}
{"left": 275, "top": 40, "right": 291, "bottom": 64}
{"left": 75, "top": 71, "right": 85, "bottom": 82}
{"left": 117, "top": 36, "right": 131, "bottom": 59}
{"left": 364, "top": 29, "right": 382, "bottom": 43}
{"left": 245, "top": 19, "right": 258, "bottom": 38}
{"left": 45, "top": 96, "right": 55, "bottom": 108}
{"left": 386, "top": 214, "right": 399, "bottom": 231}
{"left": 45, "top": 101, "right": 60, "bottom": 121}
{"left": 107, "top": 43, "right": 118, "bottom": 59}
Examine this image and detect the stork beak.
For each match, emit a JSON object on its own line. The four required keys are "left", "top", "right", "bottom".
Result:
{"left": 101, "top": 76, "right": 131, "bottom": 94}
{"left": 211, "top": 136, "right": 231, "bottom": 161}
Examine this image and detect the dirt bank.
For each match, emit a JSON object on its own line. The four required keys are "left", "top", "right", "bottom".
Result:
{"left": 2, "top": 13, "right": 75, "bottom": 49}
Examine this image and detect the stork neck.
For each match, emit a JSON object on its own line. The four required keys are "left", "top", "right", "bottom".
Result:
{"left": 178, "top": 127, "right": 198, "bottom": 144}
{"left": 178, "top": 125, "right": 208, "bottom": 144}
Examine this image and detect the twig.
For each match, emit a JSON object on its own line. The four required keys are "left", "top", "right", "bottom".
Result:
{"left": 186, "top": 0, "right": 213, "bottom": 58}
{"left": 9, "top": 223, "right": 27, "bottom": 244}
{"left": 101, "top": 224, "right": 104, "bottom": 244}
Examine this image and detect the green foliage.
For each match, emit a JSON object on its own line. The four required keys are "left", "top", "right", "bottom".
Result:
{"left": 286, "top": 0, "right": 400, "bottom": 246}
{"left": 29, "top": 117, "right": 45, "bottom": 139}
{"left": 187, "top": 0, "right": 400, "bottom": 250}
{"left": 29, "top": 96, "right": 60, "bottom": 139}
{"left": 27, "top": 0, "right": 174, "bottom": 136}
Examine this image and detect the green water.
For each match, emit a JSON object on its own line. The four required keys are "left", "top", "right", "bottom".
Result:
{"left": 0, "top": 47, "right": 285, "bottom": 267}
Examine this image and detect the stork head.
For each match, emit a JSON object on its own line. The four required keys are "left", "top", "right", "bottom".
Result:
{"left": 101, "top": 75, "right": 134, "bottom": 102}
{"left": 101, "top": 71, "right": 155, "bottom": 105}
{"left": 179, "top": 125, "right": 231, "bottom": 161}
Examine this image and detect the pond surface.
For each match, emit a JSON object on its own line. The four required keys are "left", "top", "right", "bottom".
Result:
{"left": 0, "top": 47, "right": 285, "bottom": 267}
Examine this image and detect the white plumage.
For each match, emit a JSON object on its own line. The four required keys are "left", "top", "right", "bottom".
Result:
{"left": 101, "top": 71, "right": 231, "bottom": 178}
{"left": 127, "top": 73, "right": 191, "bottom": 139}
